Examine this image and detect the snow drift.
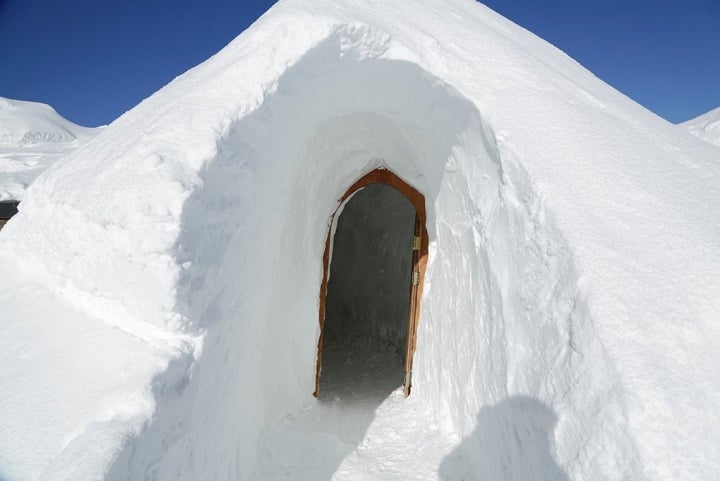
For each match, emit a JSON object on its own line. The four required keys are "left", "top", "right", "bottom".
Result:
{"left": 1, "top": 1, "right": 720, "bottom": 480}
{"left": 0, "top": 97, "right": 101, "bottom": 201}
{"left": 681, "top": 106, "right": 720, "bottom": 148}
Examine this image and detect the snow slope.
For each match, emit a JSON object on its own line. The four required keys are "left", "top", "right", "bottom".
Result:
{"left": 0, "top": 97, "right": 101, "bottom": 200}
{"left": 681, "top": 106, "right": 720, "bottom": 147}
{"left": 1, "top": 0, "right": 719, "bottom": 480}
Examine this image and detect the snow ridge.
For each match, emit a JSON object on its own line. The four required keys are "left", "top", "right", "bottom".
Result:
{"left": 681, "top": 106, "right": 720, "bottom": 147}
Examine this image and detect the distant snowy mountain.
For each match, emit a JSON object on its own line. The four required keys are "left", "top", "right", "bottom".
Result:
{"left": 0, "top": 97, "right": 102, "bottom": 200}
{"left": 681, "top": 106, "right": 720, "bottom": 147}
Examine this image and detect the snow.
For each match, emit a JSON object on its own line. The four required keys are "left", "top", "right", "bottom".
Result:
{"left": 1, "top": 0, "right": 720, "bottom": 480}
{"left": 0, "top": 256, "right": 191, "bottom": 481}
{"left": 0, "top": 97, "right": 102, "bottom": 201}
{"left": 251, "top": 344, "right": 455, "bottom": 481}
{"left": 681, "top": 106, "right": 720, "bottom": 148}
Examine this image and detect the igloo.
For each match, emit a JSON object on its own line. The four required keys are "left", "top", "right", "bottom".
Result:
{"left": 1, "top": 1, "right": 719, "bottom": 480}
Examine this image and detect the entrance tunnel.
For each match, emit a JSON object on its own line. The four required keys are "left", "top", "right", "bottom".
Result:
{"left": 318, "top": 183, "right": 416, "bottom": 399}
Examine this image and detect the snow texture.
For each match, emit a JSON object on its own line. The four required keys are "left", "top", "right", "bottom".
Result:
{"left": 0, "top": 97, "right": 101, "bottom": 201}
{"left": 1, "top": 0, "right": 720, "bottom": 480}
{"left": 681, "top": 106, "right": 720, "bottom": 148}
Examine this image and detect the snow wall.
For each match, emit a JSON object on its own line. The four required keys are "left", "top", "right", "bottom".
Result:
{"left": 2, "top": 1, "right": 720, "bottom": 480}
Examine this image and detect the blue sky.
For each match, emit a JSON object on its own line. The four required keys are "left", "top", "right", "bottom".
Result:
{"left": 1, "top": 0, "right": 718, "bottom": 127}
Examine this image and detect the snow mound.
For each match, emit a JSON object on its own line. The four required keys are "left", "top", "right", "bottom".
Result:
{"left": 1, "top": 1, "right": 719, "bottom": 480}
{"left": 681, "top": 106, "right": 720, "bottom": 148}
{"left": 0, "top": 97, "right": 102, "bottom": 200}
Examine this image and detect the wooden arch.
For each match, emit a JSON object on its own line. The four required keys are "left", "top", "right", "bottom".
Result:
{"left": 314, "top": 168, "right": 428, "bottom": 398}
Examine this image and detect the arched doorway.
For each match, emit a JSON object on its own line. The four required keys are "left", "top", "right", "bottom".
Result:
{"left": 315, "top": 168, "right": 428, "bottom": 398}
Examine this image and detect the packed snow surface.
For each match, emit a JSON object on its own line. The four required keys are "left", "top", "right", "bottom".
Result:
{"left": 1, "top": 0, "right": 720, "bottom": 480}
{"left": 681, "top": 106, "right": 720, "bottom": 148}
{"left": 0, "top": 97, "right": 101, "bottom": 200}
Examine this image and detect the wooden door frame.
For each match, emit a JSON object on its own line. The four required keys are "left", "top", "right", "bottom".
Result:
{"left": 314, "top": 167, "right": 428, "bottom": 398}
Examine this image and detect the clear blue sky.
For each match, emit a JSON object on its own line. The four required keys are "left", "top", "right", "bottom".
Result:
{"left": 1, "top": 0, "right": 718, "bottom": 127}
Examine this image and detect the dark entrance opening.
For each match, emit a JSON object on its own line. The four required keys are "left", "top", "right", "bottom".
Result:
{"left": 0, "top": 201, "right": 19, "bottom": 231}
{"left": 315, "top": 169, "right": 428, "bottom": 399}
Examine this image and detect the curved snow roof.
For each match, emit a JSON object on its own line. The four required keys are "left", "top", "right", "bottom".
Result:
{"left": 1, "top": 1, "right": 719, "bottom": 480}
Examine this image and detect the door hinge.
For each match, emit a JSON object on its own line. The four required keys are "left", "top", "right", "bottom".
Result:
{"left": 412, "top": 271, "right": 419, "bottom": 286}
{"left": 413, "top": 236, "right": 421, "bottom": 250}
{"left": 404, "top": 370, "right": 412, "bottom": 387}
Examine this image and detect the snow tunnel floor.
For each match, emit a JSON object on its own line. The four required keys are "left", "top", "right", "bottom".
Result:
{"left": 318, "top": 342, "right": 404, "bottom": 404}
{"left": 250, "top": 342, "right": 466, "bottom": 481}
